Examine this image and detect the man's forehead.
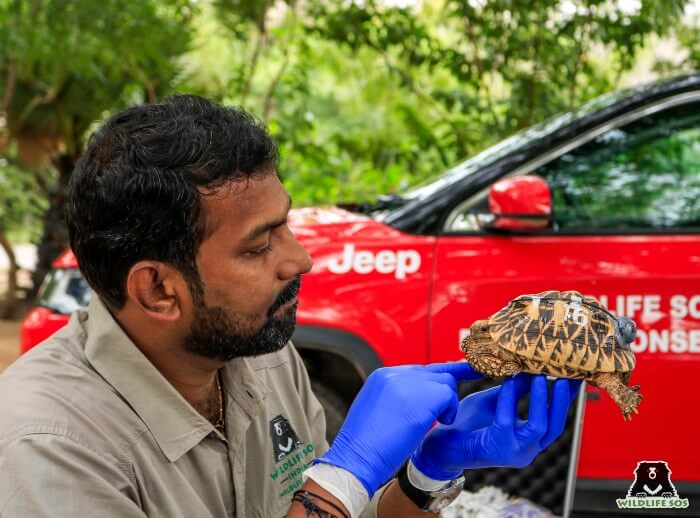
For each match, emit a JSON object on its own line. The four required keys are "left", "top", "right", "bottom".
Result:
{"left": 200, "top": 174, "right": 290, "bottom": 238}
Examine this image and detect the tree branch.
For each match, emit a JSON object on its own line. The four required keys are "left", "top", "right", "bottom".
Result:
{"left": 463, "top": 18, "right": 503, "bottom": 136}
{"left": 263, "top": 54, "right": 289, "bottom": 123}
{"left": 568, "top": 8, "right": 593, "bottom": 110}
{"left": 0, "top": 227, "right": 19, "bottom": 319}
{"left": 1, "top": 62, "right": 17, "bottom": 113}
{"left": 33, "top": 169, "right": 50, "bottom": 197}
{"left": 240, "top": 14, "right": 268, "bottom": 105}
{"left": 144, "top": 78, "right": 158, "bottom": 103}
{"left": 262, "top": 2, "right": 299, "bottom": 122}
{"left": 358, "top": 35, "right": 456, "bottom": 163}
{"left": 18, "top": 88, "right": 60, "bottom": 125}
{"left": 525, "top": 11, "right": 543, "bottom": 128}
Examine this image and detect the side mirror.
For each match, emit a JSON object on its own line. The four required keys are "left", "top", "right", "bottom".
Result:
{"left": 487, "top": 175, "right": 552, "bottom": 231}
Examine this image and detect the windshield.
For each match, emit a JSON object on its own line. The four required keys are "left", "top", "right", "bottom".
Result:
{"left": 36, "top": 269, "right": 91, "bottom": 314}
{"left": 398, "top": 88, "right": 629, "bottom": 204}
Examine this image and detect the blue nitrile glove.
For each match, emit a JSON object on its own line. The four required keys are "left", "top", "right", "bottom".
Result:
{"left": 312, "top": 362, "right": 482, "bottom": 497}
{"left": 411, "top": 374, "right": 583, "bottom": 481}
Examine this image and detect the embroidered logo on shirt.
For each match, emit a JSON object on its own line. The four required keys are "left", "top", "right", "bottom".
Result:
{"left": 268, "top": 414, "right": 316, "bottom": 499}
{"left": 269, "top": 414, "right": 303, "bottom": 462}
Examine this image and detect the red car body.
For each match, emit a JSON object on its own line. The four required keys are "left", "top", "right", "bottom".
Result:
{"left": 295, "top": 210, "right": 699, "bottom": 479}
{"left": 21, "top": 74, "right": 700, "bottom": 513}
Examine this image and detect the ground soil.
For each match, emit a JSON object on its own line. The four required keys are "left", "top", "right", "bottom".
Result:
{"left": 0, "top": 319, "right": 20, "bottom": 374}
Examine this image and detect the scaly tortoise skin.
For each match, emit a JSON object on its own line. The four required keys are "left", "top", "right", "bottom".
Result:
{"left": 460, "top": 290, "right": 642, "bottom": 420}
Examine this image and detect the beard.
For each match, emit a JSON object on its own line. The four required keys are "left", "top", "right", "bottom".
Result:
{"left": 184, "top": 276, "right": 301, "bottom": 361}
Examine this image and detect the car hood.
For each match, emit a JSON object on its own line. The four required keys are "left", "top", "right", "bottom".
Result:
{"left": 288, "top": 206, "right": 370, "bottom": 225}
{"left": 288, "top": 206, "right": 402, "bottom": 245}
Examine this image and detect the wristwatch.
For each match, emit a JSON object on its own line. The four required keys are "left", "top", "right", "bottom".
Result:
{"left": 397, "top": 462, "right": 465, "bottom": 513}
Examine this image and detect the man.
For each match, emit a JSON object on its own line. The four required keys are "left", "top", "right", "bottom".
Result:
{"left": 0, "top": 95, "right": 579, "bottom": 517}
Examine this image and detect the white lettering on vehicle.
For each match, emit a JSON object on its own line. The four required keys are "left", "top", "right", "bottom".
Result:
{"left": 669, "top": 294, "right": 700, "bottom": 319}
{"left": 327, "top": 244, "right": 421, "bottom": 279}
{"left": 589, "top": 294, "right": 700, "bottom": 355}
{"left": 631, "top": 329, "right": 700, "bottom": 354}
{"left": 597, "top": 294, "right": 664, "bottom": 320}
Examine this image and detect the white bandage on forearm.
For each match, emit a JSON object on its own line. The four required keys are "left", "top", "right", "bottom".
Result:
{"left": 407, "top": 458, "right": 454, "bottom": 491}
{"left": 303, "top": 463, "right": 370, "bottom": 518}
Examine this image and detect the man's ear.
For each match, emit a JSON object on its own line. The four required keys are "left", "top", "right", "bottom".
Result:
{"left": 125, "top": 261, "right": 186, "bottom": 320}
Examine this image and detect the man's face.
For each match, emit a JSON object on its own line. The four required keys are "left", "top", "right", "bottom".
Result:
{"left": 184, "top": 173, "right": 312, "bottom": 361}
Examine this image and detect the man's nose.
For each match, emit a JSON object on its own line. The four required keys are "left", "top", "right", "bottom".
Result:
{"left": 279, "top": 231, "right": 313, "bottom": 280}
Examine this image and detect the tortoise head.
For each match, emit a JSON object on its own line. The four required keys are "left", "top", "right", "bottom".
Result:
{"left": 616, "top": 316, "right": 637, "bottom": 345}
{"left": 460, "top": 319, "right": 492, "bottom": 354}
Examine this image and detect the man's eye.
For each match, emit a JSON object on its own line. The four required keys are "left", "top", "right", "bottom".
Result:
{"left": 248, "top": 243, "right": 272, "bottom": 256}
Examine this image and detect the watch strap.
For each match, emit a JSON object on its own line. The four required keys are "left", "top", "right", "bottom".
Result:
{"left": 398, "top": 464, "right": 433, "bottom": 510}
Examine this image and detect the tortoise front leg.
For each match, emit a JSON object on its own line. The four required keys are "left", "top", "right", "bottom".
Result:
{"left": 620, "top": 371, "right": 641, "bottom": 392}
{"left": 591, "top": 372, "right": 642, "bottom": 421}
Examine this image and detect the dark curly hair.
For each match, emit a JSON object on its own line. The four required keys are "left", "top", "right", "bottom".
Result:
{"left": 65, "top": 94, "right": 279, "bottom": 309}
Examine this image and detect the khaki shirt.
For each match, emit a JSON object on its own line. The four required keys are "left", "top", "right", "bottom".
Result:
{"left": 0, "top": 297, "right": 383, "bottom": 517}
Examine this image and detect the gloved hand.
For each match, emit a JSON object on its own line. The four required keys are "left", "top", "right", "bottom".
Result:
{"left": 313, "top": 362, "right": 482, "bottom": 497}
{"left": 411, "top": 374, "right": 582, "bottom": 481}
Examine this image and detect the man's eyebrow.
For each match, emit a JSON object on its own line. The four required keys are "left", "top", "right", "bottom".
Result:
{"left": 243, "top": 194, "right": 292, "bottom": 242}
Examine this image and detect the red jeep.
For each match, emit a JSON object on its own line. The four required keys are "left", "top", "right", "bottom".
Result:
{"left": 21, "top": 73, "right": 700, "bottom": 515}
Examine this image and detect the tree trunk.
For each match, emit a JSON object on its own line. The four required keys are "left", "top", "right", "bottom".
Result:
{"left": 30, "top": 152, "right": 75, "bottom": 298}
{"left": 0, "top": 228, "right": 19, "bottom": 319}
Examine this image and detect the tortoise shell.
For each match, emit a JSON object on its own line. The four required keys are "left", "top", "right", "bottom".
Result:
{"left": 488, "top": 290, "right": 636, "bottom": 377}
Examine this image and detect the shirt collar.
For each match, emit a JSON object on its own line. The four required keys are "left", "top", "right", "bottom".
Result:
{"left": 83, "top": 296, "right": 267, "bottom": 462}
{"left": 222, "top": 355, "right": 269, "bottom": 420}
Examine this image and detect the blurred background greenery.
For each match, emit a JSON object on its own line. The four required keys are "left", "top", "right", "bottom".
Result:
{"left": 0, "top": 0, "right": 698, "bottom": 315}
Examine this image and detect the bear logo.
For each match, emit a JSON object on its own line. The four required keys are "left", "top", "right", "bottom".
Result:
{"left": 269, "top": 414, "right": 303, "bottom": 462}
{"left": 627, "top": 461, "right": 678, "bottom": 499}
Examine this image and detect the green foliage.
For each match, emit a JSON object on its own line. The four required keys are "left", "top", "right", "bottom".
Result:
{"left": 656, "top": 8, "right": 700, "bottom": 75}
{"left": 0, "top": 0, "right": 698, "bottom": 251}
{"left": 188, "top": 0, "right": 694, "bottom": 205}
{"left": 0, "top": 0, "right": 195, "bottom": 152}
{"left": 0, "top": 156, "right": 46, "bottom": 240}
{"left": 0, "top": 0, "right": 197, "bottom": 289}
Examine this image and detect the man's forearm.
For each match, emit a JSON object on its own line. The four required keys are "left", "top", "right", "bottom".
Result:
{"left": 286, "top": 479, "right": 351, "bottom": 517}
{"left": 377, "top": 479, "right": 439, "bottom": 518}
{"left": 286, "top": 478, "right": 439, "bottom": 518}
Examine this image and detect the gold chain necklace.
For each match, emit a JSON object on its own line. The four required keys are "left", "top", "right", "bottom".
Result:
{"left": 213, "top": 370, "right": 226, "bottom": 435}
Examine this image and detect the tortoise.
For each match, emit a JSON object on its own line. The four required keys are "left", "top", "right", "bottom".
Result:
{"left": 460, "top": 290, "right": 642, "bottom": 420}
